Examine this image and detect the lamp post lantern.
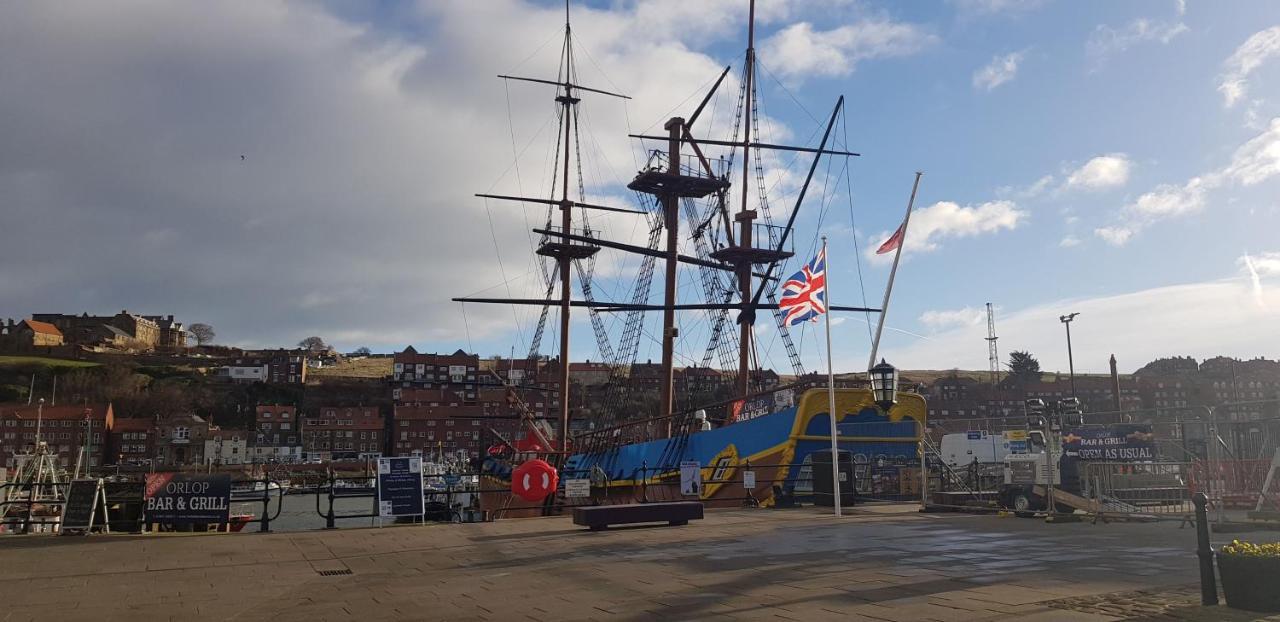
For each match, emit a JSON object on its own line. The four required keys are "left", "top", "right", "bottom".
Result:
{"left": 869, "top": 359, "right": 898, "bottom": 411}
{"left": 1059, "top": 312, "right": 1080, "bottom": 397}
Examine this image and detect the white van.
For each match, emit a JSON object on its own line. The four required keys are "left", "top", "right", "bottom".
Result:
{"left": 939, "top": 431, "right": 1013, "bottom": 467}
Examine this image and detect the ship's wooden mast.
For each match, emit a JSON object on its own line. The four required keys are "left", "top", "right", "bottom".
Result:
{"left": 456, "top": 0, "right": 876, "bottom": 439}
{"left": 736, "top": 0, "right": 758, "bottom": 400}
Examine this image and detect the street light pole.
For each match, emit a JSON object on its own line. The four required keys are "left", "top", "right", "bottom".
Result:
{"left": 1059, "top": 313, "right": 1080, "bottom": 396}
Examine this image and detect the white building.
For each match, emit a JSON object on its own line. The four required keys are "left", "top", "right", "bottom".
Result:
{"left": 218, "top": 364, "right": 268, "bottom": 383}
{"left": 250, "top": 444, "right": 302, "bottom": 463}
{"left": 204, "top": 428, "right": 248, "bottom": 466}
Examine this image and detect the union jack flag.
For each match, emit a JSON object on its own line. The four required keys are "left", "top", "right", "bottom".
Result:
{"left": 778, "top": 248, "right": 827, "bottom": 326}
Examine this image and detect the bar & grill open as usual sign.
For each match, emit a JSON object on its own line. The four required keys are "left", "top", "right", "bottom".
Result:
{"left": 144, "top": 473, "right": 231, "bottom": 524}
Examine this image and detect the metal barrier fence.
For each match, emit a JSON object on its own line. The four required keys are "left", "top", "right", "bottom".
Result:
{"left": 0, "top": 478, "right": 283, "bottom": 535}
{"left": 1082, "top": 461, "right": 1194, "bottom": 521}
{"left": 1188, "top": 458, "right": 1280, "bottom": 510}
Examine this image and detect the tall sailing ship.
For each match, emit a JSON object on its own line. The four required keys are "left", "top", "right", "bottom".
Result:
{"left": 456, "top": 1, "right": 926, "bottom": 516}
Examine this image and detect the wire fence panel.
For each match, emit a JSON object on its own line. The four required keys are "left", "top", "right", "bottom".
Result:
{"left": 1082, "top": 461, "right": 1193, "bottom": 520}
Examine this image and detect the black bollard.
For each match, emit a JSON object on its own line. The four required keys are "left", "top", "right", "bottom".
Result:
{"left": 325, "top": 470, "right": 337, "bottom": 530}
{"left": 1193, "top": 492, "right": 1217, "bottom": 606}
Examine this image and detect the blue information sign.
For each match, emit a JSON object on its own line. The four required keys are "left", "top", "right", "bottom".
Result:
{"left": 377, "top": 457, "right": 424, "bottom": 518}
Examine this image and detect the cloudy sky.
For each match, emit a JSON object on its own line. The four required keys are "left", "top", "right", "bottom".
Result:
{"left": 2, "top": 0, "right": 1279, "bottom": 374}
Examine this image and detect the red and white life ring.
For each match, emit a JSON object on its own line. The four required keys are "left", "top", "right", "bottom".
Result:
{"left": 511, "top": 459, "right": 558, "bottom": 502}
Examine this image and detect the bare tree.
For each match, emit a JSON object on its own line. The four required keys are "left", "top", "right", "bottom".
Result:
{"left": 298, "top": 336, "right": 328, "bottom": 353}
{"left": 353, "top": 347, "right": 372, "bottom": 356}
{"left": 189, "top": 323, "right": 216, "bottom": 346}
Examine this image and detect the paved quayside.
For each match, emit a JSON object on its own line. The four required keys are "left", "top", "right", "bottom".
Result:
{"left": 0, "top": 505, "right": 1273, "bottom": 621}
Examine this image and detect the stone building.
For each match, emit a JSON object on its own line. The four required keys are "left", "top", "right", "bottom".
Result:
{"left": 31, "top": 311, "right": 165, "bottom": 350}
{"left": 1, "top": 319, "right": 64, "bottom": 348}
{"left": 153, "top": 413, "right": 212, "bottom": 467}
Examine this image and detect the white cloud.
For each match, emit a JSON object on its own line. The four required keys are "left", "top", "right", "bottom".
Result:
{"left": 1130, "top": 177, "right": 1211, "bottom": 218}
{"left": 1088, "top": 17, "right": 1188, "bottom": 63}
{"left": 878, "top": 261, "right": 1280, "bottom": 374}
{"left": 1065, "top": 154, "right": 1132, "bottom": 190}
{"left": 1244, "top": 251, "right": 1280, "bottom": 276}
{"left": 1218, "top": 26, "right": 1280, "bottom": 108}
{"left": 1094, "top": 118, "right": 1280, "bottom": 245}
{"left": 949, "top": 0, "right": 1046, "bottom": 15}
{"left": 870, "top": 200, "right": 1025, "bottom": 258}
{"left": 919, "top": 307, "right": 986, "bottom": 330}
{"left": 972, "top": 51, "right": 1024, "bottom": 91}
{"left": 761, "top": 20, "right": 935, "bottom": 80}
{"left": 1094, "top": 226, "right": 1133, "bottom": 246}
{"left": 0, "top": 0, "right": 747, "bottom": 351}
{"left": 1059, "top": 235, "right": 1081, "bottom": 248}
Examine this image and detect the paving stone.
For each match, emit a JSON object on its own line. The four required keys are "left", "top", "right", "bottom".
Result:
{"left": 0, "top": 505, "right": 1225, "bottom": 621}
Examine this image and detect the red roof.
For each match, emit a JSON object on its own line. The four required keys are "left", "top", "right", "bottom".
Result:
{"left": 0, "top": 403, "right": 111, "bottom": 421}
{"left": 111, "top": 417, "right": 152, "bottom": 432}
{"left": 21, "top": 319, "right": 62, "bottom": 337}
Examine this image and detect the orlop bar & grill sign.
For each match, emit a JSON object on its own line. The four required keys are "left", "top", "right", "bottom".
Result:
{"left": 144, "top": 473, "right": 231, "bottom": 524}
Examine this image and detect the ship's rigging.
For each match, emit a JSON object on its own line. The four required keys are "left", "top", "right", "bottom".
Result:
{"left": 454, "top": 0, "right": 881, "bottom": 451}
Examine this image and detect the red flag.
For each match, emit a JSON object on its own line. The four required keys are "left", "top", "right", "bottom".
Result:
{"left": 875, "top": 221, "right": 906, "bottom": 255}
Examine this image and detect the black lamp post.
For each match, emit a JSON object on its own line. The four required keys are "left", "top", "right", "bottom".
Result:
{"left": 869, "top": 359, "right": 898, "bottom": 411}
{"left": 1059, "top": 312, "right": 1080, "bottom": 397}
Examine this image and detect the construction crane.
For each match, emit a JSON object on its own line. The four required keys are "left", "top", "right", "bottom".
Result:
{"left": 986, "top": 302, "right": 999, "bottom": 387}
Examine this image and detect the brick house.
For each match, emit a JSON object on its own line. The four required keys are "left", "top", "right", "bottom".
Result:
{"left": 251, "top": 405, "right": 302, "bottom": 463}
{"left": 108, "top": 417, "right": 154, "bottom": 466}
{"left": 303, "top": 406, "right": 385, "bottom": 461}
{"left": 217, "top": 350, "right": 309, "bottom": 384}
{"left": 569, "top": 361, "right": 612, "bottom": 387}
{"left": 392, "top": 401, "right": 485, "bottom": 459}
{"left": 0, "top": 403, "right": 113, "bottom": 470}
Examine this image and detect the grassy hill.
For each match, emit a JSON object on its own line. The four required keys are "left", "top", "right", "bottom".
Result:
{"left": 0, "top": 355, "right": 100, "bottom": 370}
{"left": 308, "top": 357, "right": 392, "bottom": 380}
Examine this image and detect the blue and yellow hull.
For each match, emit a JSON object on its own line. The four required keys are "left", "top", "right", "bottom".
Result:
{"left": 481, "top": 388, "right": 926, "bottom": 514}
{"left": 566, "top": 387, "right": 925, "bottom": 508}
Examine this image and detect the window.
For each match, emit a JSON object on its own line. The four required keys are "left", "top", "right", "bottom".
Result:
{"left": 428, "top": 432, "right": 435, "bottom": 441}
{"left": 262, "top": 412, "right": 272, "bottom": 418}
{"left": 471, "top": 420, "right": 480, "bottom": 427}
{"left": 280, "top": 422, "right": 291, "bottom": 430}
{"left": 446, "top": 420, "right": 455, "bottom": 427}
{"left": 174, "top": 427, "right": 190, "bottom": 440}
{"left": 400, "top": 421, "right": 409, "bottom": 427}
{"left": 428, "top": 421, "right": 437, "bottom": 427}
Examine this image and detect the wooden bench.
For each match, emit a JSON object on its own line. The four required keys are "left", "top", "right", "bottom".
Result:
{"left": 572, "top": 502, "right": 704, "bottom": 531}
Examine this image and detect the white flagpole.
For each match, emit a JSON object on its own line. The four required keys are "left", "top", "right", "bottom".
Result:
{"left": 867, "top": 172, "right": 923, "bottom": 370}
{"left": 822, "top": 237, "right": 841, "bottom": 517}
